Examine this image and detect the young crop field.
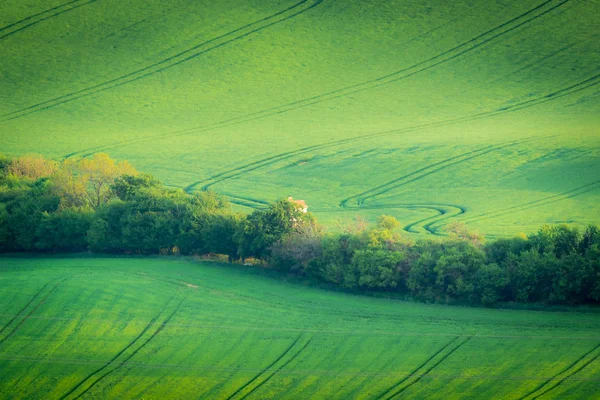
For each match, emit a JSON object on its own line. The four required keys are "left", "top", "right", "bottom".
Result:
{"left": 1, "top": 0, "right": 599, "bottom": 236}
{"left": 0, "top": 257, "right": 599, "bottom": 399}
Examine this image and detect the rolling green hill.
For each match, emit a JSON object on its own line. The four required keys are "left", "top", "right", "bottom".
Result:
{"left": 1, "top": 257, "right": 599, "bottom": 399}
{"left": 1, "top": 0, "right": 599, "bottom": 236}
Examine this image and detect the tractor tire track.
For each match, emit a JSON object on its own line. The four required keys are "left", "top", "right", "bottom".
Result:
{"left": 339, "top": 145, "right": 495, "bottom": 207}
{"left": 0, "top": 282, "right": 50, "bottom": 337}
{"left": 221, "top": 193, "right": 269, "bottom": 209}
{"left": 462, "top": 180, "right": 600, "bottom": 225}
{"left": 98, "top": 69, "right": 594, "bottom": 197}
{"left": 1, "top": 0, "right": 325, "bottom": 121}
{"left": 71, "top": 298, "right": 185, "bottom": 400}
{"left": 519, "top": 343, "right": 600, "bottom": 400}
{"left": 219, "top": 0, "right": 576, "bottom": 128}
{"left": 238, "top": 338, "right": 313, "bottom": 400}
{"left": 0, "top": 0, "right": 97, "bottom": 42}
{"left": 0, "top": 278, "right": 66, "bottom": 347}
{"left": 225, "top": 335, "right": 304, "bottom": 400}
{"left": 382, "top": 336, "right": 473, "bottom": 400}
{"left": 58, "top": 298, "right": 176, "bottom": 400}
{"left": 58, "top": 0, "right": 579, "bottom": 158}
{"left": 404, "top": 205, "right": 466, "bottom": 235}
{"left": 375, "top": 336, "right": 461, "bottom": 400}
{"left": 0, "top": 0, "right": 82, "bottom": 33}
{"left": 355, "top": 136, "right": 562, "bottom": 204}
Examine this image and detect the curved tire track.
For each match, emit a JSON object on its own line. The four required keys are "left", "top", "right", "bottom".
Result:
{"left": 225, "top": 335, "right": 304, "bottom": 400}
{"left": 384, "top": 336, "right": 472, "bottom": 399}
{"left": 238, "top": 338, "right": 312, "bottom": 400}
{"left": 461, "top": 180, "right": 600, "bottom": 225}
{"left": 339, "top": 137, "right": 551, "bottom": 208}
{"left": 0, "top": 278, "right": 66, "bottom": 347}
{"left": 81, "top": 72, "right": 597, "bottom": 197}
{"left": 0, "top": 282, "right": 51, "bottom": 337}
{"left": 0, "top": 0, "right": 96, "bottom": 42}
{"left": 60, "top": 297, "right": 184, "bottom": 400}
{"left": 519, "top": 343, "right": 600, "bottom": 400}
{"left": 376, "top": 337, "right": 474, "bottom": 400}
{"left": 1, "top": 0, "right": 325, "bottom": 121}
{"left": 61, "top": 0, "right": 581, "bottom": 158}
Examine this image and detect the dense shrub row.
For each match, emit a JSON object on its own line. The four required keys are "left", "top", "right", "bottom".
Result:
{"left": 1, "top": 154, "right": 598, "bottom": 306}
{"left": 271, "top": 221, "right": 600, "bottom": 305}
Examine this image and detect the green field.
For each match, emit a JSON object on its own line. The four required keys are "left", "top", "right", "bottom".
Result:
{"left": 0, "top": 257, "right": 599, "bottom": 399}
{"left": 1, "top": 0, "right": 599, "bottom": 236}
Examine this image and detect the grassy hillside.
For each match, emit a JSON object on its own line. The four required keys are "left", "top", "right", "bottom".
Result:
{"left": 0, "top": 0, "right": 598, "bottom": 236}
{"left": 0, "top": 257, "right": 599, "bottom": 399}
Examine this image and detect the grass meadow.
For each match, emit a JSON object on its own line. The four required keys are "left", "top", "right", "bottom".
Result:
{"left": 0, "top": 256, "right": 599, "bottom": 399}
{"left": 0, "top": 0, "right": 598, "bottom": 237}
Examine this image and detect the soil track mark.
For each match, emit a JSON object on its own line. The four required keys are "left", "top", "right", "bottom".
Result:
{"left": 519, "top": 343, "right": 600, "bottom": 399}
{"left": 462, "top": 180, "right": 600, "bottom": 225}
{"left": 0, "top": 278, "right": 66, "bottom": 346}
{"left": 337, "top": 135, "right": 558, "bottom": 235}
{"left": 225, "top": 335, "right": 312, "bottom": 400}
{"left": 377, "top": 336, "right": 473, "bottom": 400}
{"left": 1, "top": 0, "right": 325, "bottom": 121}
{"left": 239, "top": 338, "right": 313, "bottom": 399}
{"left": 60, "top": 0, "right": 583, "bottom": 159}
{"left": 0, "top": 0, "right": 97, "bottom": 42}
{"left": 339, "top": 136, "right": 554, "bottom": 208}
{"left": 82, "top": 70, "right": 592, "bottom": 198}
{"left": 376, "top": 336, "right": 460, "bottom": 400}
{"left": 0, "top": 282, "right": 50, "bottom": 337}
{"left": 60, "top": 297, "right": 183, "bottom": 400}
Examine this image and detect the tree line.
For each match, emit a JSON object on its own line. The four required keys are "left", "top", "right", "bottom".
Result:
{"left": 1, "top": 154, "right": 598, "bottom": 306}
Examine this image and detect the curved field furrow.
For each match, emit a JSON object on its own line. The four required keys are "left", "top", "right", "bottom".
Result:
{"left": 334, "top": 203, "right": 466, "bottom": 235}
{"left": 58, "top": 310, "right": 166, "bottom": 399}
{"left": 0, "top": 0, "right": 96, "bottom": 42}
{"left": 138, "top": 72, "right": 596, "bottom": 197}
{"left": 220, "top": 194, "right": 269, "bottom": 209}
{"left": 461, "top": 180, "right": 600, "bottom": 226}
{"left": 519, "top": 343, "right": 600, "bottom": 400}
{"left": 385, "top": 336, "right": 473, "bottom": 399}
{"left": 238, "top": 338, "right": 313, "bottom": 399}
{"left": 0, "top": 0, "right": 325, "bottom": 122}
{"left": 375, "top": 336, "right": 461, "bottom": 400}
{"left": 70, "top": 298, "right": 185, "bottom": 400}
{"left": 526, "top": 345, "right": 600, "bottom": 399}
{"left": 58, "top": 296, "right": 183, "bottom": 400}
{"left": 224, "top": 335, "right": 308, "bottom": 400}
{"left": 339, "top": 136, "right": 556, "bottom": 208}
{"left": 0, "top": 282, "right": 51, "bottom": 337}
{"left": 2, "top": 258, "right": 600, "bottom": 398}
{"left": 339, "top": 145, "right": 495, "bottom": 207}
{"left": 376, "top": 336, "right": 474, "bottom": 400}
{"left": 60, "top": 0, "right": 579, "bottom": 160}
{"left": 0, "top": 0, "right": 81, "bottom": 33}
{"left": 0, "top": 278, "right": 66, "bottom": 347}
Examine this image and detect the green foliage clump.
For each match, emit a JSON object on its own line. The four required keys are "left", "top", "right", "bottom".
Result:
{"left": 1, "top": 153, "right": 598, "bottom": 307}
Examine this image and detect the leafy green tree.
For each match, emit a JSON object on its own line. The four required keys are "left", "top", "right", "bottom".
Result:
{"left": 270, "top": 223, "right": 323, "bottom": 273}
{"left": 377, "top": 215, "right": 400, "bottom": 230}
{"left": 53, "top": 154, "right": 137, "bottom": 209}
{"left": 473, "top": 263, "right": 506, "bottom": 305}
{"left": 87, "top": 201, "right": 129, "bottom": 253}
{"left": 433, "top": 241, "right": 486, "bottom": 302}
{"left": 203, "top": 212, "right": 245, "bottom": 261}
{"left": 353, "top": 249, "right": 404, "bottom": 289}
{"left": 35, "top": 208, "right": 93, "bottom": 252}
{"left": 0, "top": 179, "right": 60, "bottom": 251}
{"left": 235, "top": 199, "right": 314, "bottom": 260}
{"left": 7, "top": 154, "right": 58, "bottom": 180}
{"left": 111, "top": 174, "right": 161, "bottom": 201}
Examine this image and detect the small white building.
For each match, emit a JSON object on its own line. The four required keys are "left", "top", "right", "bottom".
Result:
{"left": 288, "top": 196, "right": 308, "bottom": 213}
